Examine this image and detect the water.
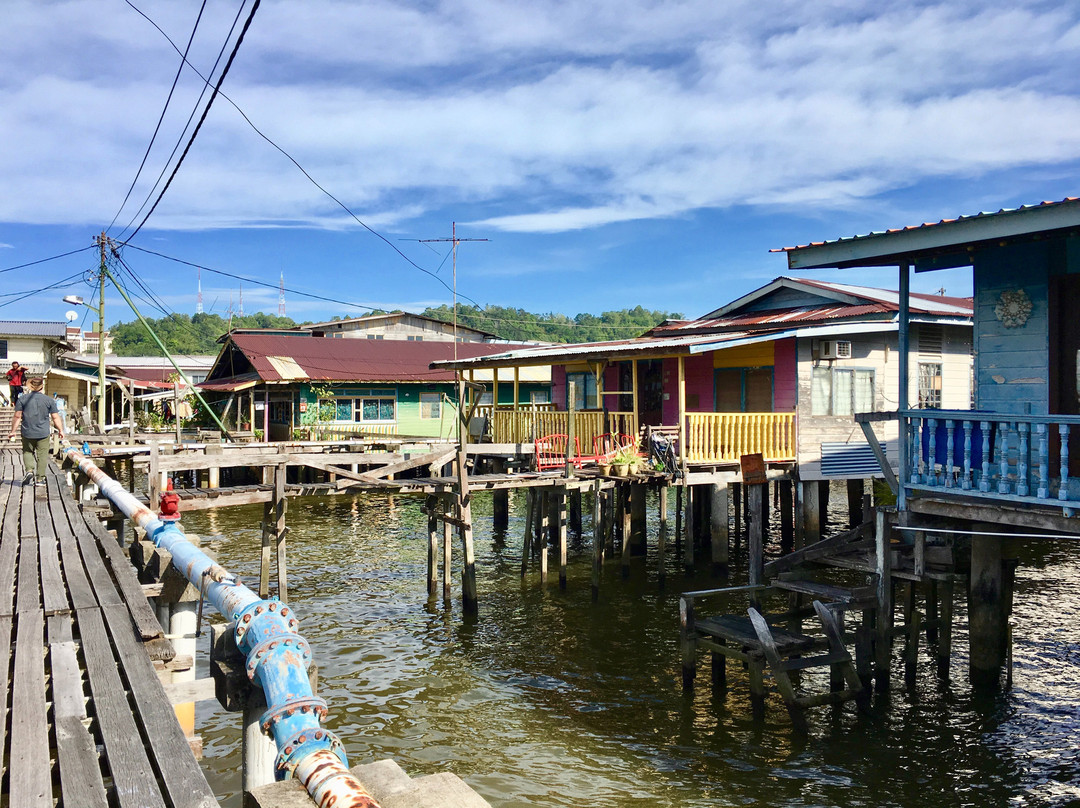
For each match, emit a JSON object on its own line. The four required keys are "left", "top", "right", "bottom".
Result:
{"left": 179, "top": 486, "right": 1080, "bottom": 807}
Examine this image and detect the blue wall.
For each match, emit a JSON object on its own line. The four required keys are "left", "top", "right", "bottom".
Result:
{"left": 973, "top": 242, "right": 1050, "bottom": 415}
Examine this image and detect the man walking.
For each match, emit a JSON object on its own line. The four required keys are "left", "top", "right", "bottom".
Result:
{"left": 6, "top": 361, "right": 26, "bottom": 405}
{"left": 7, "top": 376, "right": 65, "bottom": 485}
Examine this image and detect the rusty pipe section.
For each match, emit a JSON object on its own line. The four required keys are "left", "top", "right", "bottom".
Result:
{"left": 63, "top": 448, "right": 382, "bottom": 808}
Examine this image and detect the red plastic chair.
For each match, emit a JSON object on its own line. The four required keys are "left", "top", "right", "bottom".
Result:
{"left": 592, "top": 433, "right": 638, "bottom": 463}
{"left": 535, "top": 434, "right": 583, "bottom": 470}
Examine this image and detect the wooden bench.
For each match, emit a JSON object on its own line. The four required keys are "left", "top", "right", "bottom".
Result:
{"left": 679, "top": 584, "right": 867, "bottom": 732}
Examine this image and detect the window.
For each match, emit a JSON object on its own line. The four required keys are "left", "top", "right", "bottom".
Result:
{"left": 812, "top": 367, "right": 875, "bottom": 415}
{"left": 0, "top": 340, "right": 7, "bottom": 359}
{"left": 714, "top": 367, "right": 773, "bottom": 413}
{"left": 565, "top": 371, "right": 598, "bottom": 410}
{"left": 419, "top": 392, "right": 441, "bottom": 419}
{"left": 407, "top": 335, "right": 423, "bottom": 341}
{"left": 333, "top": 332, "right": 344, "bottom": 339}
{"left": 358, "top": 397, "right": 395, "bottom": 421}
{"left": 530, "top": 390, "right": 551, "bottom": 405}
{"left": 366, "top": 334, "right": 384, "bottom": 340}
{"left": 918, "top": 363, "right": 943, "bottom": 409}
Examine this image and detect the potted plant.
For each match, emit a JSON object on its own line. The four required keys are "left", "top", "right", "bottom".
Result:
{"left": 610, "top": 446, "right": 637, "bottom": 476}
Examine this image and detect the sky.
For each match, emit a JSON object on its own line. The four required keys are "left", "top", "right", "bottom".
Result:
{"left": 2, "top": 0, "right": 1080, "bottom": 334}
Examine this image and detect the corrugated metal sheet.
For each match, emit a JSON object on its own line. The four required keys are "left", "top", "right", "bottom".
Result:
{"left": 0, "top": 320, "right": 69, "bottom": 338}
{"left": 820, "top": 441, "right": 889, "bottom": 478}
{"left": 226, "top": 334, "right": 541, "bottom": 382}
{"left": 773, "top": 197, "right": 1080, "bottom": 254}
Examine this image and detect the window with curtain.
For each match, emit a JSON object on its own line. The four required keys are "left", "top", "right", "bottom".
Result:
{"left": 356, "top": 397, "right": 395, "bottom": 421}
{"left": 918, "top": 363, "right": 942, "bottom": 408}
{"left": 419, "top": 392, "right": 441, "bottom": 419}
{"left": 565, "top": 371, "right": 597, "bottom": 409}
{"left": 812, "top": 367, "right": 875, "bottom": 415}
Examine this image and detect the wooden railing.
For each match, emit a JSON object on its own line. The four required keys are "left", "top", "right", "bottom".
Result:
{"left": 489, "top": 408, "right": 636, "bottom": 447}
{"left": 685, "top": 412, "right": 796, "bottom": 462}
{"left": 295, "top": 423, "right": 400, "bottom": 441}
{"left": 902, "top": 409, "right": 1080, "bottom": 511}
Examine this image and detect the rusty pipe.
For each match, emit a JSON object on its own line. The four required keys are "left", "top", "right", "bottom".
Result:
{"left": 63, "top": 448, "right": 382, "bottom": 807}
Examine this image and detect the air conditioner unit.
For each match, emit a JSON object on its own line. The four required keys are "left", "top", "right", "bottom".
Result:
{"left": 819, "top": 339, "right": 852, "bottom": 360}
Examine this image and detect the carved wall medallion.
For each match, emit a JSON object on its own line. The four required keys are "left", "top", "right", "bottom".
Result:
{"left": 994, "top": 288, "right": 1032, "bottom": 328}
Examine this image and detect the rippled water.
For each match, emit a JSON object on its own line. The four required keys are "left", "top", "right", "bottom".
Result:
{"left": 179, "top": 485, "right": 1080, "bottom": 807}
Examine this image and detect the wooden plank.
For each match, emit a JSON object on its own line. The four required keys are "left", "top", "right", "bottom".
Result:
{"left": 0, "top": 475, "right": 21, "bottom": 617}
{"left": 78, "top": 608, "right": 169, "bottom": 808}
{"left": 0, "top": 615, "right": 12, "bottom": 793}
{"left": 9, "top": 609, "right": 51, "bottom": 808}
{"left": 16, "top": 482, "right": 41, "bottom": 616}
{"left": 101, "top": 604, "right": 219, "bottom": 808}
{"left": 52, "top": 487, "right": 124, "bottom": 609}
{"left": 338, "top": 447, "right": 458, "bottom": 486}
{"left": 45, "top": 475, "right": 101, "bottom": 612}
{"left": 859, "top": 420, "right": 899, "bottom": 494}
{"left": 49, "top": 620, "right": 109, "bottom": 808}
{"left": 35, "top": 481, "right": 69, "bottom": 615}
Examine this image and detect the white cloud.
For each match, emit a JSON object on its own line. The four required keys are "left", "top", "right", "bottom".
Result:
{"left": 1, "top": 0, "right": 1078, "bottom": 234}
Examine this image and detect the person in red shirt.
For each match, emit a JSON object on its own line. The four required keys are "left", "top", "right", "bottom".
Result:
{"left": 5, "top": 362, "right": 26, "bottom": 405}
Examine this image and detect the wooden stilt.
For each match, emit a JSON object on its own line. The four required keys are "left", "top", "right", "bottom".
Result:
{"left": 748, "top": 483, "right": 764, "bottom": 586}
{"left": 710, "top": 482, "right": 729, "bottom": 573}
{"left": 558, "top": 488, "right": 568, "bottom": 589}
{"left": 591, "top": 480, "right": 602, "bottom": 600}
{"left": 426, "top": 495, "right": 438, "bottom": 596}
{"left": 442, "top": 514, "right": 452, "bottom": 601}
{"left": 658, "top": 485, "right": 668, "bottom": 587}
{"left": 779, "top": 480, "right": 794, "bottom": 552}
{"left": 874, "top": 508, "right": 892, "bottom": 691}
{"left": 521, "top": 490, "right": 535, "bottom": 578}
{"left": 683, "top": 484, "right": 694, "bottom": 570}
{"left": 938, "top": 577, "right": 954, "bottom": 679}
{"left": 732, "top": 482, "right": 742, "bottom": 552}
{"left": 273, "top": 463, "right": 288, "bottom": 603}
{"left": 621, "top": 484, "right": 632, "bottom": 578}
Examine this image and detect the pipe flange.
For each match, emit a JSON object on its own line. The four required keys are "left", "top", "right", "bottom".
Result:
{"left": 244, "top": 635, "right": 311, "bottom": 682}
{"left": 274, "top": 727, "right": 346, "bottom": 777}
{"left": 260, "top": 695, "right": 328, "bottom": 734}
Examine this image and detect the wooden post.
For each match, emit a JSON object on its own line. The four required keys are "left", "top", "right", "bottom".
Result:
{"left": 426, "top": 495, "right": 438, "bottom": 596}
{"left": 148, "top": 442, "right": 161, "bottom": 504}
{"left": 242, "top": 688, "right": 276, "bottom": 792}
{"left": 630, "top": 483, "right": 647, "bottom": 556}
{"left": 674, "top": 484, "right": 683, "bottom": 556}
{"left": 732, "top": 481, "right": 742, "bottom": 551}
{"left": 748, "top": 483, "right": 764, "bottom": 586}
{"left": 969, "top": 524, "right": 1005, "bottom": 689}
{"left": 803, "top": 480, "right": 822, "bottom": 544}
{"left": 658, "top": 485, "right": 668, "bottom": 587}
{"left": 558, "top": 487, "right": 569, "bottom": 589}
{"left": 569, "top": 489, "right": 582, "bottom": 536}
{"left": 779, "top": 480, "right": 794, "bottom": 552}
{"left": 874, "top": 508, "right": 893, "bottom": 691}
{"left": 443, "top": 513, "right": 452, "bottom": 600}
{"left": 709, "top": 482, "right": 729, "bottom": 573}
{"left": 492, "top": 459, "right": 509, "bottom": 532}
{"left": 539, "top": 490, "right": 549, "bottom": 584}
{"left": 591, "top": 480, "right": 602, "bottom": 600}
{"left": 456, "top": 377, "right": 477, "bottom": 613}
{"left": 273, "top": 462, "right": 288, "bottom": 602}
{"left": 521, "top": 489, "right": 535, "bottom": 577}
{"left": 938, "top": 577, "right": 954, "bottom": 679}
{"left": 846, "top": 479, "right": 864, "bottom": 526}
{"left": 621, "top": 484, "right": 632, "bottom": 577}
{"left": 683, "top": 484, "right": 694, "bottom": 570}
{"left": 259, "top": 499, "right": 273, "bottom": 599}
{"left": 206, "top": 442, "right": 222, "bottom": 489}
{"left": 566, "top": 381, "right": 577, "bottom": 478}
{"left": 631, "top": 359, "right": 639, "bottom": 437}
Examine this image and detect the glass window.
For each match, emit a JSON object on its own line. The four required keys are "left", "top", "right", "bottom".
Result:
{"left": 833, "top": 369, "right": 853, "bottom": 416}
{"left": 918, "top": 363, "right": 943, "bottom": 408}
{"left": 854, "top": 369, "right": 875, "bottom": 413}
{"left": 812, "top": 367, "right": 832, "bottom": 415}
{"left": 335, "top": 399, "right": 353, "bottom": 421}
{"left": 356, "top": 397, "right": 395, "bottom": 421}
{"left": 530, "top": 389, "right": 551, "bottom": 404}
{"left": 0, "top": 340, "right": 7, "bottom": 359}
{"left": 565, "top": 371, "right": 597, "bottom": 410}
{"left": 420, "top": 392, "right": 441, "bottom": 419}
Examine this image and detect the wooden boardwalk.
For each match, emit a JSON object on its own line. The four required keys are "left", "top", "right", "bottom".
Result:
{"left": 0, "top": 449, "right": 219, "bottom": 807}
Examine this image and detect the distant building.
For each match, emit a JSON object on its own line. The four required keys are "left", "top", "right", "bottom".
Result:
{"left": 65, "top": 325, "right": 113, "bottom": 355}
{"left": 302, "top": 312, "right": 499, "bottom": 343}
{"left": 0, "top": 320, "right": 71, "bottom": 403}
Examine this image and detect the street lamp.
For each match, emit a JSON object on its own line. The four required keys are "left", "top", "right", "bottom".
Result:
{"left": 63, "top": 293, "right": 106, "bottom": 431}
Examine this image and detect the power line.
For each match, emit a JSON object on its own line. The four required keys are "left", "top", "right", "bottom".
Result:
{"left": 115, "top": 0, "right": 248, "bottom": 241}
{"left": 108, "top": 0, "right": 210, "bottom": 233}
{"left": 121, "top": 0, "right": 261, "bottom": 244}
{"left": 0, "top": 245, "right": 95, "bottom": 274}
{"left": 122, "top": 3, "right": 469, "bottom": 305}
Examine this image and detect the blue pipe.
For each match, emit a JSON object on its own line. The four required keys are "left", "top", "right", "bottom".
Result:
{"left": 63, "top": 448, "right": 379, "bottom": 805}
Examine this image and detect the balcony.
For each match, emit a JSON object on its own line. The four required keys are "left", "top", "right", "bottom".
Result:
{"left": 865, "top": 409, "right": 1080, "bottom": 517}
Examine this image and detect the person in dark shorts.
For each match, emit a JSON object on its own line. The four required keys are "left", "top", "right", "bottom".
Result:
{"left": 6, "top": 361, "right": 26, "bottom": 405}
{"left": 7, "top": 376, "right": 65, "bottom": 485}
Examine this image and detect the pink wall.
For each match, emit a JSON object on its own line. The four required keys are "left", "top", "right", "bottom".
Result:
{"left": 774, "top": 337, "right": 797, "bottom": 411}
{"left": 551, "top": 365, "right": 566, "bottom": 409}
{"left": 661, "top": 355, "right": 715, "bottom": 423}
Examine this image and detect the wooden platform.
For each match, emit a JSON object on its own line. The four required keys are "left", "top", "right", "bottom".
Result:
{"left": 0, "top": 449, "right": 219, "bottom": 807}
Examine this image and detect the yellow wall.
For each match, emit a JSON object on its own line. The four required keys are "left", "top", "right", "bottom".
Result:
{"left": 712, "top": 342, "right": 774, "bottom": 369}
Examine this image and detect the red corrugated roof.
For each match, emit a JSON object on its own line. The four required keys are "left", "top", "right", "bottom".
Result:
{"left": 225, "top": 334, "right": 538, "bottom": 383}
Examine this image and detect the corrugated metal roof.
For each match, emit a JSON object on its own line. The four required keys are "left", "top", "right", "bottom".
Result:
{"left": 773, "top": 196, "right": 1080, "bottom": 255}
{"left": 0, "top": 321, "right": 69, "bottom": 338}
{"left": 221, "top": 334, "right": 541, "bottom": 383}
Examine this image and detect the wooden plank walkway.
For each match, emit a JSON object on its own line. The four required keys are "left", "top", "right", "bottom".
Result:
{"left": 0, "top": 449, "right": 219, "bottom": 807}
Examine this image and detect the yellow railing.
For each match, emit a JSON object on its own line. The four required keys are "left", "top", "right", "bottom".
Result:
{"left": 297, "top": 423, "right": 400, "bottom": 440}
{"left": 490, "top": 409, "right": 637, "bottom": 449}
{"left": 685, "top": 412, "right": 795, "bottom": 462}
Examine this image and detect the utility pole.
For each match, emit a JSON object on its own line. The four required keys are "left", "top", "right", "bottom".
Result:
{"left": 95, "top": 232, "right": 109, "bottom": 431}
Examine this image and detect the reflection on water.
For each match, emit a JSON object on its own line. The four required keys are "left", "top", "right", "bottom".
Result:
{"left": 182, "top": 484, "right": 1080, "bottom": 807}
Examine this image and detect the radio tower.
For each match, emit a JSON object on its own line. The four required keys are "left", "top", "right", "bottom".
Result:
{"left": 278, "top": 272, "right": 286, "bottom": 317}
{"left": 238, "top": 283, "right": 244, "bottom": 318}
{"left": 196, "top": 268, "right": 204, "bottom": 314}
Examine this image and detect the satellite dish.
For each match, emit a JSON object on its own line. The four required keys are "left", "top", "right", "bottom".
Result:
{"left": 65, "top": 310, "right": 79, "bottom": 322}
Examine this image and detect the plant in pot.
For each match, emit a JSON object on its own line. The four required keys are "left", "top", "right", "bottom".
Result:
{"left": 610, "top": 446, "right": 637, "bottom": 476}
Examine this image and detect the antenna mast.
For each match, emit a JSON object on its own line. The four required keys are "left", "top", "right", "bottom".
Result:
{"left": 278, "top": 272, "right": 286, "bottom": 317}
{"left": 196, "top": 267, "right": 203, "bottom": 314}
{"left": 418, "top": 222, "right": 488, "bottom": 362}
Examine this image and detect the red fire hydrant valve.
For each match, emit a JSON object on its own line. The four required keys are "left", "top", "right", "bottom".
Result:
{"left": 159, "top": 479, "right": 181, "bottom": 521}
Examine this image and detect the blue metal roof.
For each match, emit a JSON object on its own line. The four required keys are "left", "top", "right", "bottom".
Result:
{"left": 0, "top": 321, "right": 69, "bottom": 338}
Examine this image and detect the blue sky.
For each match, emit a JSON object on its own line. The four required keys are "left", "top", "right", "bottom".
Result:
{"left": 2, "top": 0, "right": 1079, "bottom": 333}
